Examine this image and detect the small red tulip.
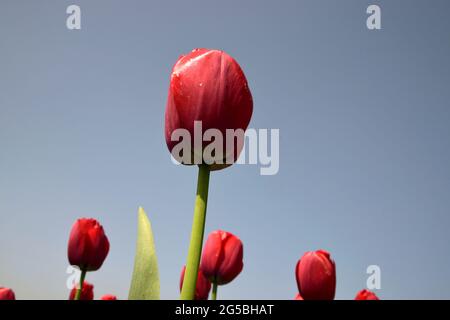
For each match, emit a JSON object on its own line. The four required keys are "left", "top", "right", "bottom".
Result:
{"left": 355, "top": 289, "right": 379, "bottom": 300}
{"left": 165, "top": 48, "right": 253, "bottom": 170}
{"left": 200, "top": 230, "right": 244, "bottom": 285}
{"left": 295, "top": 250, "right": 336, "bottom": 300}
{"left": 0, "top": 287, "right": 15, "bottom": 300}
{"left": 69, "top": 281, "right": 94, "bottom": 300}
{"left": 180, "top": 265, "right": 211, "bottom": 300}
{"left": 101, "top": 294, "right": 117, "bottom": 300}
{"left": 294, "top": 293, "right": 304, "bottom": 300}
{"left": 68, "top": 218, "right": 110, "bottom": 271}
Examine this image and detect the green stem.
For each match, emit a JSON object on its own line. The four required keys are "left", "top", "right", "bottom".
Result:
{"left": 211, "top": 282, "right": 218, "bottom": 300}
{"left": 180, "top": 164, "right": 211, "bottom": 300}
{"left": 75, "top": 269, "right": 87, "bottom": 300}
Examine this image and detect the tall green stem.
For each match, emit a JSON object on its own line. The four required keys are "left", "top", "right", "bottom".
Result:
{"left": 180, "top": 164, "right": 210, "bottom": 300}
{"left": 211, "top": 282, "right": 218, "bottom": 300}
{"left": 75, "top": 269, "right": 87, "bottom": 300}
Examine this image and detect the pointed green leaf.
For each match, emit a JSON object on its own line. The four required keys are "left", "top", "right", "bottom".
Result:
{"left": 128, "top": 207, "right": 160, "bottom": 300}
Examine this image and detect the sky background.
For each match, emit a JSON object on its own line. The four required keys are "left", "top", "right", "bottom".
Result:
{"left": 1, "top": 0, "right": 450, "bottom": 300}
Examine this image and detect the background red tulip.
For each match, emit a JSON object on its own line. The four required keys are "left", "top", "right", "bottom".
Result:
{"left": 200, "top": 230, "right": 244, "bottom": 285}
{"left": 165, "top": 48, "right": 253, "bottom": 170}
{"left": 355, "top": 289, "right": 379, "bottom": 300}
{"left": 101, "top": 294, "right": 117, "bottom": 300}
{"left": 69, "top": 281, "right": 94, "bottom": 300}
{"left": 180, "top": 265, "right": 211, "bottom": 300}
{"left": 294, "top": 293, "right": 304, "bottom": 300}
{"left": 0, "top": 287, "right": 15, "bottom": 300}
{"left": 68, "top": 218, "right": 110, "bottom": 271}
{"left": 295, "top": 250, "right": 336, "bottom": 300}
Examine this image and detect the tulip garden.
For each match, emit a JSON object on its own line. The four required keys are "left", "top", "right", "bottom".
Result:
{"left": 0, "top": 49, "right": 379, "bottom": 301}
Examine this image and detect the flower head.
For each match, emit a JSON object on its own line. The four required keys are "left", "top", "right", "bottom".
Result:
{"left": 68, "top": 218, "right": 110, "bottom": 271}
{"left": 200, "top": 230, "right": 244, "bottom": 285}
{"left": 295, "top": 250, "right": 336, "bottom": 300}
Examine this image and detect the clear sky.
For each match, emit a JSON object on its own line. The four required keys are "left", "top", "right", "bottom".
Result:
{"left": 1, "top": 0, "right": 450, "bottom": 299}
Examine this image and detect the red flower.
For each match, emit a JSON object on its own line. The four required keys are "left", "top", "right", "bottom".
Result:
{"left": 200, "top": 230, "right": 244, "bottom": 285}
{"left": 295, "top": 250, "right": 336, "bottom": 300}
{"left": 101, "top": 294, "right": 117, "bottom": 300}
{"left": 0, "top": 287, "right": 15, "bottom": 300}
{"left": 180, "top": 265, "right": 211, "bottom": 300}
{"left": 294, "top": 293, "right": 304, "bottom": 300}
{"left": 165, "top": 48, "right": 253, "bottom": 170}
{"left": 69, "top": 281, "right": 94, "bottom": 300}
{"left": 355, "top": 289, "right": 379, "bottom": 300}
{"left": 68, "top": 218, "right": 110, "bottom": 271}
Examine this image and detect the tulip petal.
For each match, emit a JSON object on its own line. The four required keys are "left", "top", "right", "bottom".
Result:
{"left": 128, "top": 207, "right": 160, "bottom": 300}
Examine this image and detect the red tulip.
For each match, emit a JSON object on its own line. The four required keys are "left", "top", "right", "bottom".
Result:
{"left": 68, "top": 218, "right": 110, "bottom": 271}
{"left": 200, "top": 230, "right": 244, "bottom": 285}
{"left": 165, "top": 48, "right": 253, "bottom": 170}
{"left": 355, "top": 289, "right": 379, "bottom": 300}
{"left": 0, "top": 287, "right": 15, "bottom": 300}
{"left": 295, "top": 250, "right": 336, "bottom": 300}
{"left": 294, "top": 293, "right": 304, "bottom": 300}
{"left": 180, "top": 265, "right": 211, "bottom": 300}
{"left": 69, "top": 281, "right": 94, "bottom": 300}
{"left": 101, "top": 294, "right": 117, "bottom": 300}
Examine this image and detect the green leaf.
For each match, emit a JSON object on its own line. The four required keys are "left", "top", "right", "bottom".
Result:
{"left": 128, "top": 207, "right": 160, "bottom": 300}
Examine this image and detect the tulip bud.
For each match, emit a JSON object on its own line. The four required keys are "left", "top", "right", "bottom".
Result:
{"left": 0, "top": 287, "right": 15, "bottom": 300}
{"left": 165, "top": 48, "right": 253, "bottom": 170}
{"left": 68, "top": 218, "right": 110, "bottom": 271}
{"left": 295, "top": 250, "right": 336, "bottom": 300}
{"left": 69, "top": 281, "right": 94, "bottom": 300}
{"left": 355, "top": 289, "right": 379, "bottom": 300}
{"left": 294, "top": 293, "right": 304, "bottom": 300}
{"left": 200, "top": 230, "right": 244, "bottom": 285}
{"left": 180, "top": 265, "right": 211, "bottom": 300}
{"left": 101, "top": 294, "right": 117, "bottom": 300}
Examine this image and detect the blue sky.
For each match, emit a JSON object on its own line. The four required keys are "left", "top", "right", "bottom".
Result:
{"left": 1, "top": 0, "right": 450, "bottom": 299}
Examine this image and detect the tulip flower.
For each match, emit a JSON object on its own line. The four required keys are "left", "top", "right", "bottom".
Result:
{"left": 200, "top": 230, "right": 244, "bottom": 299}
{"left": 294, "top": 293, "right": 304, "bottom": 300}
{"left": 101, "top": 294, "right": 117, "bottom": 300}
{"left": 0, "top": 287, "right": 15, "bottom": 300}
{"left": 295, "top": 250, "right": 336, "bottom": 300}
{"left": 69, "top": 281, "right": 94, "bottom": 300}
{"left": 68, "top": 218, "right": 110, "bottom": 271}
{"left": 180, "top": 265, "right": 211, "bottom": 300}
{"left": 355, "top": 289, "right": 379, "bottom": 300}
{"left": 67, "top": 218, "right": 110, "bottom": 300}
{"left": 165, "top": 49, "right": 253, "bottom": 300}
{"left": 165, "top": 48, "right": 253, "bottom": 169}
